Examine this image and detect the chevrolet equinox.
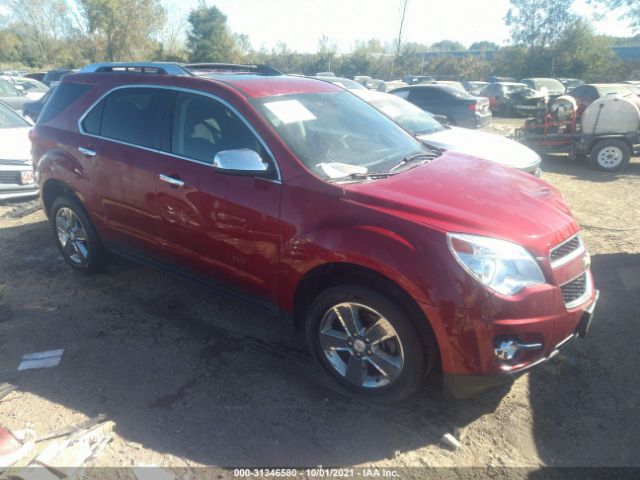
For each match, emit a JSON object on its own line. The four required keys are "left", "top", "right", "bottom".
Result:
{"left": 30, "top": 63, "right": 598, "bottom": 401}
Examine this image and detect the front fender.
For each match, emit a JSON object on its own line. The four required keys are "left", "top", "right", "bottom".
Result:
{"left": 277, "top": 223, "right": 442, "bottom": 312}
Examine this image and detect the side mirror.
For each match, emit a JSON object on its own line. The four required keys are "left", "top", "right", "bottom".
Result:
{"left": 212, "top": 149, "right": 270, "bottom": 176}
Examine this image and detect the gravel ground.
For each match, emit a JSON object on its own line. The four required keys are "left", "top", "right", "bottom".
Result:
{"left": 0, "top": 118, "right": 639, "bottom": 476}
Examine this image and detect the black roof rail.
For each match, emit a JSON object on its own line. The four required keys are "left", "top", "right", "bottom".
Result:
{"left": 80, "top": 62, "right": 192, "bottom": 76}
{"left": 183, "top": 63, "right": 283, "bottom": 76}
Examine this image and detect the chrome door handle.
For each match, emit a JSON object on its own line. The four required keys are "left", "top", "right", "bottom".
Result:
{"left": 78, "top": 147, "right": 96, "bottom": 157}
{"left": 159, "top": 173, "right": 185, "bottom": 188}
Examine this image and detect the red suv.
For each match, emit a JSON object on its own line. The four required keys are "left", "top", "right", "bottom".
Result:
{"left": 31, "top": 63, "right": 598, "bottom": 401}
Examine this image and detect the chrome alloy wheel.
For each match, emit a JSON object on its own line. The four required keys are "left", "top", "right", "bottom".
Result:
{"left": 319, "top": 302, "right": 405, "bottom": 388}
{"left": 55, "top": 207, "right": 89, "bottom": 265}
{"left": 597, "top": 146, "right": 623, "bottom": 169}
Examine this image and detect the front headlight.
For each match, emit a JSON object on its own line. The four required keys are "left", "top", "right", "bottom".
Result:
{"left": 447, "top": 233, "right": 545, "bottom": 296}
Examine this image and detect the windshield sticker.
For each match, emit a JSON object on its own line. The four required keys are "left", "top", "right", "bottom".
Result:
{"left": 264, "top": 100, "right": 316, "bottom": 124}
{"left": 379, "top": 105, "right": 401, "bottom": 118}
{"left": 318, "top": 162, "right": 367, "bottom": 179}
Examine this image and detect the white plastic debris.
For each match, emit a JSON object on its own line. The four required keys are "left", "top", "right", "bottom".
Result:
{"left": 18, "top": 350, "right": 64, "bottom": 371}
{"left": 441, "top": 432, "right": 461, "bottom": 450}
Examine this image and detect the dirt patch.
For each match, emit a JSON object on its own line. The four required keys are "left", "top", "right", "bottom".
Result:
{"left": 0, "top": 123, "right": 639, "bottom": 470}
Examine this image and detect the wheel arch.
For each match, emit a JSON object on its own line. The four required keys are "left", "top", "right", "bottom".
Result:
{"left": 293, "top": 262, "right": 441, "bottom": 374}
{"left": 41, "top": 179, "right": 83, "bottom": 219}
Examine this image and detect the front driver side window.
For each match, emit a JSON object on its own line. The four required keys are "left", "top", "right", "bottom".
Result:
{"left": 171, "top": 92, "right": 267, "bottom": 165}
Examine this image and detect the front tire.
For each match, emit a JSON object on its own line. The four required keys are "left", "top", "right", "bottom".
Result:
{"left": 305, "top": 285, "right": 427, "bottom": 402}
{"left": 51, "top": 196, "right": 106, "bottom": 273}
{"left": 589, "top": 140, "right": 630, "bottom": 172}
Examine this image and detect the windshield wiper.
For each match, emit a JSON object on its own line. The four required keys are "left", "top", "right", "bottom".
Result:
{"left": 327, "top": 171, "right": 398, "bottom": 183}
{"left": 389, "top": 152, "right": 439, "bottom": 172}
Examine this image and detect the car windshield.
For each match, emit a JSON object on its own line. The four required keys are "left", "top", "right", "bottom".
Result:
{"left": 252, "top": 91, "right": 429, "bottom": 181}
{"left": 0, "top": 102, "right": 30, "bottom": 128}
{"left": 367, "top": 94, "right": 445, "bottom": 135}
{"left": 505, "top": 84, "right": 529, "bottom": 93}
{"left": 0, "top": 79, "right": 20, "bottom": 97}
{"left": 532, "top": 79, "right": 565, "bottom": 91}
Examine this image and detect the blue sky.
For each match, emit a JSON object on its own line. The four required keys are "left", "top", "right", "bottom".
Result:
{"left": 166, "top": 0, "right": 634, "bottom": 53}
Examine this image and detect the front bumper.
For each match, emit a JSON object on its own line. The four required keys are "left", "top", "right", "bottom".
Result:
{"left": 444, "top": 289, "right": 599, "bottom": 399}
{"left": 0, "top": 166, "right": 39, "bottom": 201}
{"left": 443, "top": 290, "right": 600, "bottom": 399}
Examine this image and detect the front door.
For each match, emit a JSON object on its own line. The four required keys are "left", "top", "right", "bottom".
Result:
{"left": 156, "top": 91, "right": 282, "bottom": 301}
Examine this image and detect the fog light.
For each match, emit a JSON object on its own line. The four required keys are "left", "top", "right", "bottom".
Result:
{"left": 494, "top": 339, "right": 543, "bottom": 361}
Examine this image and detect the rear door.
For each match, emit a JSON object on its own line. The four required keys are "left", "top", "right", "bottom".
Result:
{"left": 78, "top": 86, "right": 174, "bottom": 254}
{"left": 155, "top": 90, "right": 282, "bottom": 301}
{"left": 409, "top": 88, "right": 449, "bottom": 116}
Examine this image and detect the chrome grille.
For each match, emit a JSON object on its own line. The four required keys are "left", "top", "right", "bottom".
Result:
{"left": 550, "top": 234, "right": 583, "bottom": 267}
{"left": 0, "top": 172, "right": 20, "bottom": 184}
{"left": 561, "top": 272, "right": 588, "bottom": 307}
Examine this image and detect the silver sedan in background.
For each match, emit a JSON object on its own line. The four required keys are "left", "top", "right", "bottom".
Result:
{"left": 353, "top": 89, "right": 542, "bottom": 176}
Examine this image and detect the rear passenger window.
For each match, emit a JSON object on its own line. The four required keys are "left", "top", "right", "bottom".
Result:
{"left": 38, "top": 82, "right": 93, "bottom": 124}
{"left": 171, "top": 92, "right": 266, "bottom": 163}
{"left": 98, "top": 88, "right": 171, "bottom": 149}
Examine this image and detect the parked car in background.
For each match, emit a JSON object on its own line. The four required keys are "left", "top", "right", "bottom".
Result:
{"left": 389, "top": 84, "right": 491, "bottom": 128}
{"left": 479, "top": 82, "right": 547, "bottom": 117}
{"left": 24, "top": 72, "right": 46, "bottom": 82}
{"left": 0, "top": 77, "right": 29, "bottom": 115}
{"left": 353, "top": 89, "right": 541, "bottom": 175}
{"left": 558, "top": 78, "right": 585, "bottom": 91}
{"left": 359, "top": 78, "right": 385, "bottom": 91}
{"left": 383, "top": 80, "right": 408, "bottom": 91}
{"left": 485, "top": 76, "right": 516, "bottom": 83}
{"left": 567, "top": 83, "right": 637, "bottom": 117}
{"left": 436, "top": 80, "right": 466, "bottom": 92}
{"left": 0, "top": 100, "right": 38, "bottom": 201}
{"left": 404, "top": 75, "right": 436, "bottom": 85}
{"left": 23, "top": 84, "right": 56, "bottom": 122}
{"left": 463, "top": 81, "right": 489, "bottom": 95}
{"left": 7, "top": 77, "right": 49, "bottom": 100}
{"left": 311, "top": 76, "right": 366, "bottom": 90}
{"left": 31, "top": 62, "right": 597, "bottom": 401}
{"left": 41, "top": 69, "right": 74, "bottom": 87}
{"left": 520, "top": 78, "right": 566, "bottom": 99}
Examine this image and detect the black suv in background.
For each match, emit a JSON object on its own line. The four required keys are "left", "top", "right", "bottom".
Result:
{"left": 389, "top": 84, "right": 491, "bottom": 128}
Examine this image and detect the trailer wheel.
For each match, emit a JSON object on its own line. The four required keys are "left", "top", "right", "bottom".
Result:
{"left": 589, "top": 140, "right": 630, "bottom": 172}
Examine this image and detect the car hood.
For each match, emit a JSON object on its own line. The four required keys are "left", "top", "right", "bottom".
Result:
{"left": 344, "top": 153, "right": 577, "bottom": 255}
{"left": 0, "top": 127, "right": 32, "bottom": 161}
{"left": 418, "top": 127, "right": 541, "bottom": 171}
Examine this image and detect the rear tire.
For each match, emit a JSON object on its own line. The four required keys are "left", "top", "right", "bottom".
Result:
{"left": 589, "top": 140, "right": 630, "bottom": 172}
{"left": 305, "top": 285, "right": 427, "bottom": 402}
{"left": 50, "top": 196, "right": 106, "bottom": 273}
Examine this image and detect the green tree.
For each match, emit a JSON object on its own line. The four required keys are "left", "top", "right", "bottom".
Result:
{"left": 0, "top": 29, "right": 22, "bottom": 63}
{"left": 469, "top": 41, "right": 499, "bottom": 51}
{"left": 505, "top": 0, "right": 576, "bottom": 48}
{"left": 187, "top": 3, "right": 239, "bottom": 63}
{"left": 589, "top": 0, "right": 640, "bottom": 33}
{"left": 429, "top": 40, "right": 465, "bottom": 51}
{"left": 5, "top": 0, "right": 75, "bottom": 66}
{"left": 77, "top": 0, "right": 166, "bottom": 61}
{"left": 551, "top": 19, "right": 620, "bottom": 81}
